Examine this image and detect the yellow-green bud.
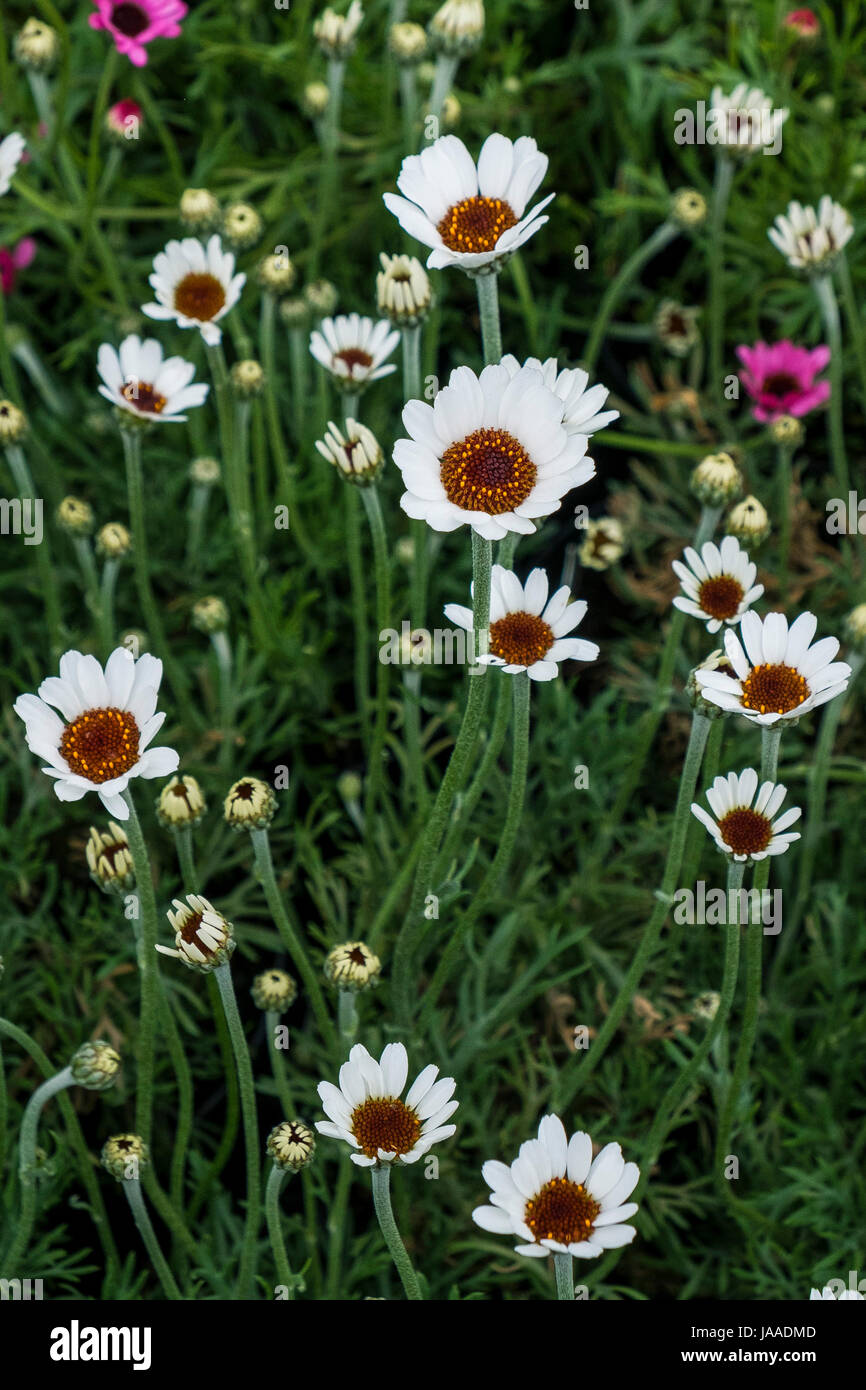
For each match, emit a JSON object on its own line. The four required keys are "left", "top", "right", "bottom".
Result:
{"left": 222, "top": 202, "right": 263, "bottom": 251}
{"left": 727, "top": 494, "right": 770, "bottom": 546}
{"left": 230, "top": 359, "right": 265, "bottom": 398}
{"left": 428, "top": 0, "right": 485, "bottom": 56}
{"left": 57, "top": 496, "right": 94, "bottom": 535}
{"left": 377, "top": 253, "right": 432, "bottom": 326}
{"left": 179, "top": 187, "right": 221, "bottom": 233}
{"left": 671, "top": 187, "right": 707, "bottom": 229}
{"left": 70, "top": 1040, "right": 121, "bottom": 1092}
{"left": 86, "top": 822, "right": 135, "bottom": 895}
{"left": 96, "top": 522, "right": 131, "bottom": 559}
{"left": 324, "top": 940, "right": 381, "bottom": 992}
{"left": 279, "top": 296, "right": 311, "bottom": 328}
{"left": 389, "top": 21, "right": 427, "bottom": 63}
{"left": 251, "top": 968, "right": 297, "bottom": 1012}
{"left": 190, "top": 456, "right": 221, "bottom": 486}
{"left": 0, "top": 401, "right": 28, "bottom": 444}
{"left": 267, "top": 1120, "right": 316, "bottom": 1172}
{"left": 224, "top": 776, "right": 277, "bottom": 830}
{"left": 303, "top": 81, "right": 331, "bottom": 118}
{"left": 155, "top": 774, "right": 207, "bottom": 829}
{"left": 257, "top": 252, "right": 296, "bottom": 295}
{"left": 844, "top": 604, "right": 866, "bottom": 649}
{"left": 769, "top": 415, "right": 803, "bottom": 447}
{"left": 304, "top": 279, "right": 339, "bottom": 317}
{"left": 690, "top": 451, "right": 743, "bottom": 507}
{"left": 14, "top": 18, "right": 59, "bottom": 73}
{"left": 192, "top": 595, "right": 229, "bottom": 634}
{"left": 101, "top": 1133, "right": 149, "bottom": 1181}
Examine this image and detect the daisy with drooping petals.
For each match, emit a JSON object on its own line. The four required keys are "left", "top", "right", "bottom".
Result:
{"left": 97, "top": 334, "right": 209, "bottom": 422}
{"left": 672, "top": 535, "right": 764, "bottom": 634}
{"left": 383, "top": 132, "right": 554, "bottom": 273}
{"left": 695, "top": 611, "right": 852, "bottom": 726}
{"left": 316, "top": 1042, "right": 457, "bottom": 1166}
{"left": 736, "top": 340, "right": 830, "bottom": 422}
{"left": 445, "top": 565, "right": 599, "bottom": 681}
{"left": 89, "top": 0, "right": 187, "bottom": 68}
{"left": 500, "top": 354, "right": 619, "bottom": 436}
{"left": 142, "top": 235, "right": 245, "bottom": 346}
{"left": 768, "top": 197, "right": 853, "bottom": 272}
{"left": 691, "top": 769, "right": 801, "bottom": 863}
{"left": 309, "top": 313, "right": 399, "bottom": 390}
{"left": 472, "top": 1114, "right": 640, "bottom": 1260}
{"left": 14, "top": 648, "right": 179, "bottom": 820}
{"left": 393, "top": 362, "right": 595, "bottom": 540}
{"left": 0, "top": 132, "right": 26, "bottom": 196}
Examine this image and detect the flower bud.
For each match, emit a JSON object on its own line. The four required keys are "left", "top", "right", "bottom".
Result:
{"left": 692, "top": 990, "right": 721, "bottom": 1021}
{"left": 686, "top": 649, "right": 737, "bottom": 719}
{"left": 315, "top": 418, "right": 383, "bottom": 485}
{"left": 96, "top": 522, "right": 131, "bottom": 559}
{"left": 70, "top": 1040, "right": 121, "bottom": 1092}
{"left": 388, "top": 21, "right": 427, "bottom": 63}
{"left": 57, "top": 496, "right": 95, "bottom": 536}
{"left": 86, "top": 822, "right": 135, "bottom": 895}
{"left": 337, "top": 770, "right": 363, "bottom": 802}
{"left": 304, "top": 279, "right": 339, "bottom": 317}
{"left": 192, "top": 595, "right": 229, "bottom": 634}
{"left": 14, "top": 18, "right": 59, "bottom": 73}
{"left": 224, "top": 776, "right": 277, "bottom": 830}
{"left": 400, "top": 627, "right": 433, "bottom": 664}
{"left": 106, "top": 99, "right": 142, "bottom": 144}
{"left": 303, "top": 81, "right": 331, "bottom": 118}
{"left": 251, "top": 968, "right": 298, "bottom": 1012}
{"left": 670, "top": 187, "right": 707, "bottom": 229}
{"left": 230, "top": 359, "right": 266, "bottom": 398}
{"left": 442, "top": 93, "right": 461, "bottom": 128}
{"left": 157, "top": 895, "right": 236, "bottom": 972}
{"left": 578, "top": 517, "right": 626, "bottom": 571}
{"left": 101, "top": 1133, "right": 149, "bottom": 1181}
{"left": 727, "top": 494, "right": 770, "bottom": 546}
{"left": 428, "top": 0, "right": 485, "bottom": 55}
{"left": 179, "top": 187, "right": 221, "bottom": 233}
{"left": 324, "top": 940, "right": 381, "bottom": 992}
{"left": 190, "top": 456, "right": 221, "bottom": 486}
{"left": 257, "top": 252, "right": 296, "bottom": 295}
{"left": 769, "top": 414, "right": 803, "bottom": 447}
{"left": 377, "top": 253, "right": 432, "bottom": 325}
{"left": 156, "top": 774, "right": 207, "bottom": 829}
{"left": 844, "top": 603, "right": 866, "bottom": 650}
{"left": 690, "top": 451, "right": 743, "bottom": 507}
{"left": 267, "top": 1120, "right": 316, "bottom": 1172}
{"left": 313, "top": 2, "right": 364, "bottom": 58}
{"left": 0, "top": 400, "right": 28, "bottom": 444}
{"left": 223, "top": 202, "right": 264, "bottom": 251}
{"left": 279, "top": 296, "right": 311, "bottom": 329}
{"left": 654, "top": 300, "right": 701, "bottom": 357}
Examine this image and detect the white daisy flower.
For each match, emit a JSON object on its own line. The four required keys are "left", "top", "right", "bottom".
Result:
{"left": 0, "top": 132, "right": 26, "bottom": 196}
{"left": 472, "top": 1114, "right": 639, "bottom": 1259}
{"left": 810, "top": 1286, "right": 864, "bottom": 1300}
{"left": 393, "top": 362, "right": 595, "bottom": 541}
{"left": 445, "top": 564, "right": 599, "bottom": 682}
{"left": 142, "top": 235, "right": 245, "bottom": 346}
{"left": 383, "top": 132, "right": 554, "bottom": 273}
{"left": 768, "top": 197, "right": 854, "bottom": 272}
{"left": 708, "top": 82, "right": 788, "bottom": 154}
{"left": 695, "top": 611, "right": 852, "bottom": 726}
{"left": 96, "top": 334, "right": 209, "bottom": 422}
{"left": 672, "top": 535, "right": 764, "bottom": 634}
{"left": 315, "top": 1042, "right": 458, "bottom": 1167}
{"left": 691, "top": 768, "right": 802, "bottom": 862}
{"left": 13, "top": 648, "right": 179, "bottom": 820}
{"left": 156, "top": 895, "right": 236, "bottom": 972}
{"left": 500, "top": 354, "right": 619, "bottom": 436}
{"left": 309, "top": 313, "right": 399, "bottom": 389}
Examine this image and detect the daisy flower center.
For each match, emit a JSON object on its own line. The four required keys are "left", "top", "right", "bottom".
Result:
{"left": 440, "top": 428, "right": 537, "bottom": 514}
{"left": 489, "top": 611, "right": 554, "bottom": 666}
{"left": 697, "top": 574, "right": 744, "bottom": 621}
{"left": 717, "top": 807, "right": 773, "bottom": 857}
{"left": 122, "top": 380, "right": 167, "bottom": 414}
{"left": 59, "top": 708, "right": 140, "bottom": 784}
{"left": 741, "top": 662, "right": 809, "bottom": 716}
{"left": 350, "top": 1097, "right": 421, "bottom": 1160}
{"left": 333, "top": 347, "right": 374, "bottom": 377}
{"left": 524, "top": 1177, "right": 601, "bottom": 1245}
{"left": 762, "top": 372, "right": 799, "bottom": 396}
{"left": 179, "top": 911, "right": 208, "bottom": 950}
{"left": 437, "top": 196, "right": 519, "bottom": 253}
{"left": 173, "top": 273, "right": 227, "bottom": 322}
{"left": 111, "top": 3, "right": 149, "bottom": 37}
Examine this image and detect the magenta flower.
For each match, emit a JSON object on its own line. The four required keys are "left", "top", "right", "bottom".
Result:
{"left": 0, "top": 239, "right": 37, "bottom": 295}
{"left": 736, "top": 340, "right": 830, "bottom": 422}
{"left": 89, "top": 0, "right": 188, "bottom": 67}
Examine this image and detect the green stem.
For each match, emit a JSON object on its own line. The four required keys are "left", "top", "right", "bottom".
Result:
{"left": 360, "top": 486, "right": 392, "bottom": 825}
{"left": 427, "top": 54, "right": 458, "bottom": 131}
{"left": 122, "top": 1179, "right": 182, "bottom": 1299}
{"left": 2, "top": 1066, "right": 73, "bottom": 1271}
{"left": 346, "top": 487, "right": 371, "bottom": 739}
{"left": 708, "top": 155, "right": 734, "bottom": 406}
{"left": 337, "top": 990, "right": 359, "bottom": 1042}
{"left": 370, "top": 1165, "right": 423, "bottom": 1299}
{"left": 266, "top": 1010, "right": 295, "bottom": 1115}
{"left": 265, "top": 1165, "right": 296, "bottom": 1294}
{"left": 813, "top": 273, "right": 848, "bottom": 495}
{"left": 474, "top": 271, "right": 503, "bottom": 364}
{"left": 214, "top": 962, "right": 261, "bottom": 1299}
{"left": 554, "top": 1251, "right": 573, "bottom": 1300}
{"left": 838, "top": 252, "right": 866, "bottom": 409}
{"left": 776, "top": 445, "right": 793, "bottom": 592}
{"left": 583, "top": 221, "right": 680, "bottom": 372}
{"left": 175, "top": 826, "right": 200, "bottom": 895}
{"left": 122, "top": 787, "right": 159, "bottom": 1148}
{"left": 4, "top": 443, "right": 64, "bottom": 659}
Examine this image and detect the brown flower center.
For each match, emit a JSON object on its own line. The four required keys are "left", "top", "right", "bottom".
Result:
{"left": 334, "top": 347, "right": 374, "bottom": 377}
{"left": 60, "top": 708, "right": 140, "bottom": 784}
{"left": 122, "top": 380, "right": 167, "bottom": 414}
{"left": 762, "top": 372, "right": 799, "bottom": 397}
{"left": 173, "top": 272, "right": 226, "bottom": 322}
{"left": 350, "top": 1097, "right": 421, "bottom": 1160}
{"left": 697, "top": 574, "right": 744, "bottom": 621}
{"left": 179, "top": 911, "right": 210, "bottom": 954}
{"left": 440, "top": 428, "right": 536, "bottom": 514}
{"left": 437, "top": 196, "right": 518, "bottom": 253}
{"left": 111, "top": 3, "right": 149, "bottom": 37}
{"left": 717, "top": 807, "right": 773, "bottom": 857}
{"left": 524, "top": 1177, "right": 601, "bottom": 1246}
{"left": 489, "top": 611, "right": 553, "bottom": 667}
{"left": 741, "top": 662, "right": 809, "bottom": 716}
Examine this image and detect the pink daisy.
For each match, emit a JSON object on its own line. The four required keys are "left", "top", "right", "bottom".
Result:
{"left": 0, "top": 239, "right": 36, "bottom": 295}
{"left": 89, "top": 0, "right": 188, "bottom": 67}
{"left": 736, "top": 340, "right": 830, "bottom": 423}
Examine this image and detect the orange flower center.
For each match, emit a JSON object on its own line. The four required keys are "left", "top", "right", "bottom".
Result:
{"left": 437, "top": 196, "right": 518, "bottom": 253}
{"left": 740, "top": 662, "right": 809, "bottom": 716}
{"left": 59, "top": 708, "right": 140, "bottom": 784}
{"left": 440, "top": 428, "right": 536, "bottom": 514}
{"left": 697, "top": 574, "right": 744, "bottom": 621}
{"left": 334, "top": 347, "right": 374, "bottom": 377}
{"left": 350, "top": 1097, "right": 421, "bottom": 1160}
{"left": 524, "top": 1177, "right": 601, "bottom": 1245}
{"left": 173, "top": 272, "right": 226, "bottom": 322}
{"left": 717, "top": 807, "right": 773, "bottom": 857}
{"left": 489, "top": 611, "right": 553, "bottom": 667}
{"left": 122, "top": 380, "right": 167, "bottom": 414}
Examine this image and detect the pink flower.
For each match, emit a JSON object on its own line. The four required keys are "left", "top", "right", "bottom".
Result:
{"left": 784, "top": 8, "right": 820, "bottom": 39}
{"left": 89, "top": 0, "right": 188, "bottom": 67}
{"left": 0, "top": 238, "right": 37, "bottom": 295}
{"left": 736, "top": 340, "right": 830, "bottom": 423}
{"left": 107, "top": 99, "right": 143, "bottom": 138}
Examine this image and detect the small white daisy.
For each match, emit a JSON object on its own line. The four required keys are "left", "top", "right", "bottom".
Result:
{"left": 393, "top": 362, "right": 594, "bottom": 541}
{"left": 672, "top": 535, "right": 764, "bottom": 634}
{"left": 691, "top": 768, "right": 801, "bottom": 862}
{"left": 383, "top": 132, "right": 554, "bottom": 273}
{"left": 97, "top": 334, "right": 209, "bottom": 422}
{"left": 0, "top": 132, "right": 25, "bottom": 196}
{"left": 315, "top": 1042, "right": 457, "bottom": 1167}
{"left": 142, "top": 235, "right": 245, "bottom": 346}
{"left": 472, "top": 1114, "right": 640, "bottom": 1259}
{"left": 695, "top": 611, "right": 852, "bottom": 726}
{"left": 309, "top": 313, "right": 399, "bottom": 389}
{"left": 500, "top": 354, "right": 619, "bottom": 436}
{"left": 13, "top": 648, "right": 179, "bottom": 820}
{"left": 768, "top": 197, "right": 854, "bottom": 272}
{"left": 810, "top": 1286, "right": 864, "bottom": 1300}
{"left": 708, "top": 82, "right": 788, "bottom": 154}
{"left": 445, "top": 564, "right": 599, "bottom": 682}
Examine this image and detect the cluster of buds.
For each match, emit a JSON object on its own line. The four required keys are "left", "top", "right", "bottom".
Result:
{"left": 86, "top": 822, "right": 135, "bottom": 895}
{"left": 179, "top": 187, "right": 222, "bottom": 234}
{"left": 428, "top": 0, "right": 485, "bottom": 55}
{"left": 70, "top": 1040, "right": 121, "bottom": 1092}
{"left": 157, "top": 895, "right": 236, "bottom": 973}
{"left": 324, "top": 940, "right": 381, "bottom": 992}
{"left": 252, "top": 968, "right": 298, "bottom": 1012}
{"left": 313, "top": 1, "right": 364, "bottom": 59}
{"left": 315, "top": 419, "right": 383, "bottom": 485}
{"left": 224, "top": 776, "right": 277, "bottom": 831}
{"left": 156, "top": 774, "right": 207, "bottom": 830}
{"left": 670, "top": 188, "right": 707, "bottom": 230}
{"left": 578, "top": 517, "right": 626, "bottom": 571}
{"left": 257, "top": 251, "right": 296, "bottom": 296}
{"left": 57, "top": 496, "right": 94, "bottom": 536}
{"left": 267, "top": 1120, "right": 316, "bottom": 1172}
{"left": 690, "top": 451, "right": 743, "bottom": 507}
{"left": 101, "top": 1133, "right": 149, "bottom": 1182}
{"left": 96, "top": 522, "right": 132, "bottom": 559}
{"left": 376, "top": 253, "right": 432, "bottom": 326}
